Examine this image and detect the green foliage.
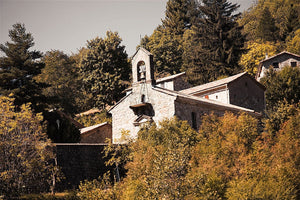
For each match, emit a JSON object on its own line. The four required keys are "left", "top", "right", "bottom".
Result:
{"left": 139, "top": 0, "right": 198, "bottom": 77}
{"left": 162, "top": 0, "right": 198, "bottom": 35}
{"left": 35, "top": 50, "right": 81, "bottom": 114}
{"left": 256, "top": 7, "right": 279, "bottom": 42}
{"left": 239, "top": 41, "right": 278, "bottom": 76}
{"left": 143, "top": 27, "right": 183, "bottom": 77}
{"left": 0, "top": 96, "right": 59, "bottom": 198}
{"left": 77, "top": 173, "right": 119, "bottom": 200}
{"left": 79, "top": 31, "right": 130, "bottom": 109}
{"left": 260, "top": 66, "right": 300, "bottom": 110}
{"left": 183, "top": 0, "right": 246, "bottom": 85}
{"left": 286, "top": 29, "right": 300, "bottom": 54}
{"left": 0, "top": 23, "right": 46, "bottom": 112}
{"left": 240, "top": 0, "right": 300, "bottom": 45}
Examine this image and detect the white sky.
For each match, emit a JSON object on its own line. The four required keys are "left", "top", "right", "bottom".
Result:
{"left": 0, "top": 0, "right": 254, "bottom": 57}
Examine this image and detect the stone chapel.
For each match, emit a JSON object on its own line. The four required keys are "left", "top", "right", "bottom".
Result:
{"left": 109, "top": 48, "right": 265, "bottom": 143}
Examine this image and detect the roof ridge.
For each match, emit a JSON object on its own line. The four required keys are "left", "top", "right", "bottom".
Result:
{"left": 152, "top": 86, "right": 260, "bottom": 116}
{"left": 180, "top": 72, "right": 247, "bottom": 94}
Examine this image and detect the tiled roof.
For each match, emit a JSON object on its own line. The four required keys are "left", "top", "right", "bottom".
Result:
{"left": 180, "top": 72, "right": 247, "bottom": 95}
{"left": 153, "top": 86, "right": 261, "bottom": 117}
{"left": 80, "top": 122, "right": 110, "bottom": 134}
{"left": 156, "top": 72, "right": 186, "bottom": 83}
{"left": 260, "top": 51, "right": 300, "bottom": 63}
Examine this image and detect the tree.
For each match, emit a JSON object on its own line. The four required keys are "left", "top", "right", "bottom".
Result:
{"left": 286, "top": 29, "right": 300, "bottom": 54}
{"left": 35, "top": 50, "right": 81, "bottom": 114}
{"left": 260, "top": 66, "right": 300, "bottom": 110}
{"left": 145, "top": 27, "right": 183, "bottom": 76}
{"left": 79, "top": 31, "right": 130, "bottom": 109}
{"left": 226, "top": 107, "right": 300, "bottom": 199}
{"left": 139, "top": 0, "right": 198, "bottom": 77}
{"left": 162, "top": 0, "right": 198, "bottom": 35}
{"left": 239, "top": 0, "right": 300, "bottom": 45}
{"left": 183, "top": 0, "right": 246, "bottom": 85}
{"left": 0, "top": 96, "right": 59, "bottom": 198}
{"left": 256, "top": 7, "right": 278, "bottom": 42}
{"left": 186, "top": 112, "right": 260, "bottom": 199}
{"left": 239, "top": 41, "right": 278, "bottom": 76}
{"left": 121, "top": 118, "right": 198, "bottom": 199}
{"left": 0, "top": 23, "right": 46, "bottom": 113}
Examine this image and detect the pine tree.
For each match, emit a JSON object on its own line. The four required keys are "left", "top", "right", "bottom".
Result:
{"left": 183, "top": 0, "right": 246, "bottom": 85}
{"left": 79, "top": 31, "right": 130, "bottom": 109}
{"left": 140, "top": 0, "right": 198, "bottom": 77}
{"left": 162, "top": 0, "right": 198, "bottom": 35}
{"left": 0, "top": 23, "right": 46, "bottom": 112}
{"left": 256, "top": 7, "right": 278, "bottom": 42}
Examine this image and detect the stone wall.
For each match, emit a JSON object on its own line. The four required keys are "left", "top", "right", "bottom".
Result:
{"left": 174, "top": 98, "right": 226, "bottom": 130}
{"left": 173, "top": 76, "right": 191, "bottom": 91}
{"left": 55, "top": 144, "right": 112, "bottom": 190}
{"left": 110, "top": 83, "right": 176, "bottom": 143}
{"left": 229, "top": 75, "right": 265, "bottom": 113}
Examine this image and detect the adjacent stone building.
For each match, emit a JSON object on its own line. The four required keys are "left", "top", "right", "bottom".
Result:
{"left": 256, "top": 51, "right": 300, "bottom": 81}
{"left": 109, "top": 48, "right": 265, "bottom": 143}
{"left": 80, "top": 122, "right": 112, "bottom": 143}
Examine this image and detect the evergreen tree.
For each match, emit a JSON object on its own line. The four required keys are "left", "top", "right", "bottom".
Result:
{"left": 79, "top": 31, "right": 130, "bottom": 109}
{"left": 140, "top": 0, "right": 198, "bottom": 77}
{"left": 256, "top": 7, "right": 278, "bottom": 42}
{"left": 162, "top": 0, "right": 198, "bottom": 35}
{"left": 183, "top": 0, "right": 246, "bottom": 85}
{"left": 0, "top": 23, "right": 46, "bottom": 112}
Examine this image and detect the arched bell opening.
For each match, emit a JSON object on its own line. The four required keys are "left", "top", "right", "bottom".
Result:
{"left": 137, "top": 61, "right": 146, "bottom": 81}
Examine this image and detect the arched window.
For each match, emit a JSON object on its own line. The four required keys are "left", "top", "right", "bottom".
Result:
{"left": 137, "top": 61, "right": 146, "bottom": 81}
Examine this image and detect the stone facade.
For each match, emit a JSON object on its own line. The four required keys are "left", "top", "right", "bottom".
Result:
{"left": 257, "top": 51, "right": 300, "bottom": 81}
{"left": 180, "top": 72, "right": 265, "bottom": 113}
{"left": 109, "top": 48, "right": 264, "bottom": 143}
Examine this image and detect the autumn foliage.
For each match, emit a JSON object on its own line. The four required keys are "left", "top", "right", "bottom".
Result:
{"left": 79, "top": 108, "right": 300, "bottom": 199}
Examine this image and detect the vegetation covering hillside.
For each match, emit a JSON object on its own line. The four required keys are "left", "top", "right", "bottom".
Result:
{"left": 0, "top": 0, "right": 300, "bottom": 198}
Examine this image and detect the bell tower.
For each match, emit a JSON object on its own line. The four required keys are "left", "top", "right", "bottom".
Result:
{"left": 132, "top": 47, "right": 155, "bottom": 86}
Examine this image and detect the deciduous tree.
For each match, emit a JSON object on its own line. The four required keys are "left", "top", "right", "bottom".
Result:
{"left": 0, "top": 96, "right": 59, "bottom": 198}
{"left": 79, "top": 31, "right": 130, "bottom": 109}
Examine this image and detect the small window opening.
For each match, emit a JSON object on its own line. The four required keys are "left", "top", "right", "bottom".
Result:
{"left": 191, "top": 112, "right": 197, "bottom": 130}
{"left": 273, "top": 62, "right": 279, "bottom": 68}
{"left": 141, "top": 94, "right": 145, "bottom": 103}
{"left": 291, "top": 62, "right": 297, "bottom": 67}
{"left": 245, "top": 82, "right": 248, "bottom": 87}
{"left": 216, "top": 95, "right": 218, "bottom": 99}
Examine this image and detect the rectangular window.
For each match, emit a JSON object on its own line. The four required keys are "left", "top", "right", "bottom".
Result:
{"left": 192, "top": 112, "right": 197, "bottom": 130}
{"left": 273, "top": 62, "right": 279, "bottom": 68}
{"left": 291, "top": 62, "right": 297, "bottom": 67}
